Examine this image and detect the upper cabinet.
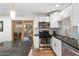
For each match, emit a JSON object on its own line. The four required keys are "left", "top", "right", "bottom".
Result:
{"left": 49, "top": 12, "right": 60, "bottom": 28}
{"left": 58, "top": 5, "right": 72, "bottom": 21}
{"left": 71, "top": 4, "right": 79, "bottom": 26}
{"left": 52, "top": 36, "right": 62, "bottom": 56}
{"left": 50, "top": 4, "right": 79, "bottom": 27}
{"left": 59, "top": 4, "right": 79, "bottom": 26}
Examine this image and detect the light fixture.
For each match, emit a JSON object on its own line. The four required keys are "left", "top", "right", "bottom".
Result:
{"left": 10, "top": 10, "right": 16, "bottom": 19}
{"left": 56, "top": 4, "right": 60, "bottom": 7}
{"left": 10, "top": 3, "right": 16, "bottom": 19}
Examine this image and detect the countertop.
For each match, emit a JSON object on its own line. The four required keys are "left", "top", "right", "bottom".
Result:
{"left": 53, "top": 34, "right": 79, "bottom": 50}
{"left": 34, "top": 34, "right": 39, "bottom": 36}
{"left": 0, "top": 40, "right": 32, "bottom": 56}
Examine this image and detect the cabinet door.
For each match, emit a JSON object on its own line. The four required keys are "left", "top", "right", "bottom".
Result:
{"left": 71, "top": 4, "right": 79, "bottom": 26}
{"left": 52, "top": 37, "right": 62, "bottom": 56}
{"left": 58, "top": 5, "right": 72, "bottom": 22}
{"left": 62, "top": 43, "right": 79, "bottom": 56}
{"left": 50, "top": 12, "right": 59, "bottom": 28}
{"left": 62, "top": 6, "right": 71, "bottom": 19}
{"left": 52, "top": 37, "right": 54, "bottom": 50}
{"left": 55, "top": 38, "right": 62, "bottom": 56}
{"left": 33, "top": 36, "right": 39, "bottom": 49}
{"left": 50, "top": 38, "right": 52, "bottom": 47}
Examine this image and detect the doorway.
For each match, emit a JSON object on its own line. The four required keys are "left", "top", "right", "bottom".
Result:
{"left": 12, "top": 20, "right": 34, "bottom": 46}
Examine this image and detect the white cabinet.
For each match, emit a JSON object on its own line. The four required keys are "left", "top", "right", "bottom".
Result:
{"left": 71, "top": 4, "right": 79, "bottom": 26}
{"left": 33, "top": 36, "right": 40, "bottom": 49}
{"left": 50, "top": 38, "right": 53, "bottom": 47}
{"left": 59, "top": 4, "right": 79, "bottom": 26}
{"left": 61, "top": 6, "right": 71, "bottom": 19}
{"left": 52, "top": 37, "right": 62, "bottom": 56}
{"left": 58, "top": 5, "right": 72, "bottom": 22}
{"left": 50, "top": 12, "right": 59, "bottom": 28}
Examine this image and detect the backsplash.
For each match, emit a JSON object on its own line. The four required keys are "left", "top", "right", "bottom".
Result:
{"left": 57, "top": 17, "right": 79, "bottom": 40}
{"left": 69, "top": 26, "right": 79, "bottom": 40}
{"left": 57, "top": 17, "right": 71, "bottom": 36}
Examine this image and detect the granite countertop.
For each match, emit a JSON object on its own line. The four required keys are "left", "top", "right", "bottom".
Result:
{"left": 0, "top": 40, "right": 32, "bottom": 56}
{"left": 53, "top": 34, "right": 79, "bottom": 50}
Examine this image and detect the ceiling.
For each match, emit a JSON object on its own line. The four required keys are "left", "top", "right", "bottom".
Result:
{"left": 0, "top": 3, "right": 71, "bottom": 17}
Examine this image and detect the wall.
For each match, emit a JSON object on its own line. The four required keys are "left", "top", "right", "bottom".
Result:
{"left": 69, "top": 26, "right": 79, "bottom": 39}
{"left": 0, "top": 16, "right": 11, "bottom": 42}
{"left": 34, "top": 15, "right": 49, "bottom": 34}
{"left": 0, "top": 15, "right": 48, "bottom": 42}
{"left": 0, "top": 15, "right": 35, "bottom": 42}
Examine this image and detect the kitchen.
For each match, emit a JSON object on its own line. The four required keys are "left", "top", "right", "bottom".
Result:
{"left": 33, "top": 3, "right": 79, "bottom": 56}
{"left": 0, "top": 3, "right": 79, "bottom": 56}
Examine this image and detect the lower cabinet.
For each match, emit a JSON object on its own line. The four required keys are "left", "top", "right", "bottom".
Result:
{"left": 51, "top": 36, "right": 79, "bottom": 56}
{"left": 52, "top": 37, "right": 62, "bottom": 56}
{"left": 33, "top": 36, "right": 40, "bottom": 49}
{"left": 62, "top": 43, "right": 79, "bottom": 56}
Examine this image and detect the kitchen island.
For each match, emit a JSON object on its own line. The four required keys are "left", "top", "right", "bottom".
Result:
{"left": 0, "top": 40, "right": 32, "bottom": 56}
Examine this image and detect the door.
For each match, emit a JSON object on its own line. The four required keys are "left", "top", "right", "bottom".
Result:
{"left": 12, "top": 20, "right": 23, "bottom": 46}
{"left": 12, "top": 20, "right": 34, "bottom": 46}
{"left": 23, "top": 21, "right": 33, "bottom": 41}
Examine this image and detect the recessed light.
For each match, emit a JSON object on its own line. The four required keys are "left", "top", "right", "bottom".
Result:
{"left": 56, "top": 4, "right": 60, "bottom": 7}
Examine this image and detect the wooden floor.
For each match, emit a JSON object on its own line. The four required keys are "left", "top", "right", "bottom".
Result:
{"left": 32, "top": 48, "right": 55, "bottom": 56}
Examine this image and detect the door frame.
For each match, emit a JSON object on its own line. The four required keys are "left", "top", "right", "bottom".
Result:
{"left": 11, "top": 20, "right": 34, "bottom": 46}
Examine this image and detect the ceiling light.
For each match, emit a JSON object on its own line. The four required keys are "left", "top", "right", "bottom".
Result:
{"left": 10, "top": 10, "right": 16, "bottom": 19}
{"left": 10, "top": 3, "right": 16, "bottom": 19}
{"left": 56, "top": 4, "right": 60, "bottom": 7}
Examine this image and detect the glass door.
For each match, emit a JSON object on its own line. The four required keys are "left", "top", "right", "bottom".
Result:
{"left": 23, "top": 21, "right": 33, "bottom": 41}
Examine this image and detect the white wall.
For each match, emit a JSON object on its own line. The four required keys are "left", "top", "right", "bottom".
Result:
{"left": 0, "top": 15, "right": 48, "bottom": 42}
{"left": 69, "top": 26, "right": 79, "bottom": 39}
{"left": 0, "top": 16, "right": 11, "bottom": 42}
{"left": 34, "top": 15, "right": 49, "bottom": 28}
{"left": 34, "top": 15, "right": 49, "bottom": 34}
{"left": 0, "top": 15, "right": 34, "bottom": 42}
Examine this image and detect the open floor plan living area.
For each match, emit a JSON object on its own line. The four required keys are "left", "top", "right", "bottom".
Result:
{"left": 0, "top": 3, "right": 79, "bottom": 56}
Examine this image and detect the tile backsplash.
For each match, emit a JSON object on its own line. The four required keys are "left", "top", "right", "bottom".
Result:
{"left": 57, "top": 17, "right": 79, "bottom": 40}
{"left": 69, "top": 26, "right": 79, "bottom": 40}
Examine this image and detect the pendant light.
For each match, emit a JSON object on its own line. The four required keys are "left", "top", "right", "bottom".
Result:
{"left": 10, "top": 3, "right": 16, "bottom": 19}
